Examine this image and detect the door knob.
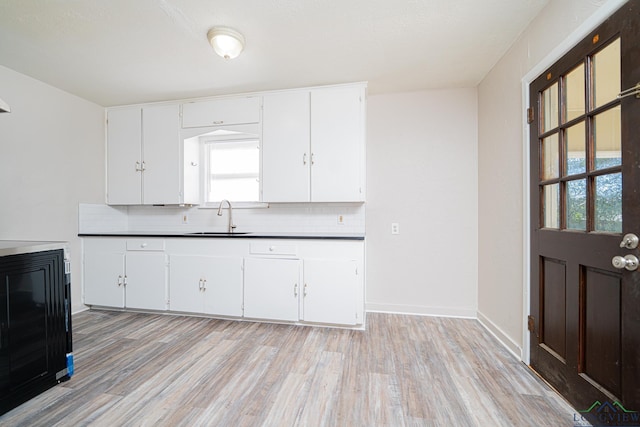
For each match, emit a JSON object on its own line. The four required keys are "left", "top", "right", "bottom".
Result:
{"left": 612, "top": 254, "right": 639, "bottom": 271}
{"left": 620, "top": 233, "right": 639, "bottom": 249}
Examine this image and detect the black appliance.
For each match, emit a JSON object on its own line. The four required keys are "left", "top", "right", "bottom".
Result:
{"left": 0, "top": 245, "right": 73, "bottom": 415}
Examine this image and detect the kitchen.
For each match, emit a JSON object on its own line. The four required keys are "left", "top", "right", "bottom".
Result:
{"left": 0, "top": 0, "right": 634, "bottom": 424}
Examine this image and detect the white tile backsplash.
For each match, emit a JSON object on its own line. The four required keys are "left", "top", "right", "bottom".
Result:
{"left": 78, "top": 204, "right": 128, "bottom": 233}
{"left": 79, "top": 203, "right": 365, "bottom": 234}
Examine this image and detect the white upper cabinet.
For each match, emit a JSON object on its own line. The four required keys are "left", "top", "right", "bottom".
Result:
{"left": 142, "top": 104, "right": 181, "bottom": 204}
{"left": 106, "top": 108, "right": 142, "bottom": 205}
{"left": 181, "top": 96, "right": 261, "bottom": 128}
{"left": 106, "top": 104, "right": 198, "bottom": 205}
{"left": 261, "top": 84, "right": 366, "bottom": 202}
{"left": 261, "top": 91, "right": 311, "bottom": 202}
{"left": 310, "top": 86, "right": 365, "bottom": 202}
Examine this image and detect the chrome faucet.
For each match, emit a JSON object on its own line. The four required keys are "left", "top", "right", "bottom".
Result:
{"left": 217, "top": 199, "right": 237, "bottom": 233}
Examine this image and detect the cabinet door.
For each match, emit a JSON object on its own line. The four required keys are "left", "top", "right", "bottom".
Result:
{"left": 202, "top": 257, "right": 243, "bottom": 317}
{"left": 168, "top": 255, "right": 205, "bottom": 313}
{"left": 84, "top": 251, "right": 125, "bottom": 308}
{"left": 310, "top": 87, "right": 364, "bottom": 202}
{"left": 125, "top": 253, "right": 167, "bottom": 311}
{"left": 107, "top": 108, "right": 142, "bottom": 205}
{"left": 182, "top": 136, "right": 200, "bottom": 205}
{"left": 244, "top": 258, "right": 300, "bottom": 322}
{"left": 182, "top": 97, "right": 260, "bottom": 128}
{"left": 142, "top": 104, "right": 180, "bottom": 204}
{"left": 302, "top": 259, "right": 358, "bottom": 325}
{"left": 262, "top": 92, "right": 311, "bottom": 202}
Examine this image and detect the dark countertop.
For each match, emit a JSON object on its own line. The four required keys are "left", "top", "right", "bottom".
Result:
{"left": 78, "top": 231, "right": 365, "bottom": 241}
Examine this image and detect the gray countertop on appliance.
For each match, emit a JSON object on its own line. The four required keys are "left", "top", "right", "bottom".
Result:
{"left": 78, "top": 231, "right": 365, "bottom": 240}
{"left": 0, "top": 240, "right": 68, "bottom": 257}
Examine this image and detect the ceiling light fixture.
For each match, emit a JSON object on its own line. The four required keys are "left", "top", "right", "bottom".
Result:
{"left": 207, "top": 27, "right": 245, "bottom": 60}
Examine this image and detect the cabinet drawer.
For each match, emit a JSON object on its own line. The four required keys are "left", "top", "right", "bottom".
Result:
{"left": 181, "top": 97, "right": 260, "bottom": 128}
{"left": 250, "top": 242, "right": 298, "bottom": 256}
{"left": 126, "top": 239, "right": 165, "bottom": 251}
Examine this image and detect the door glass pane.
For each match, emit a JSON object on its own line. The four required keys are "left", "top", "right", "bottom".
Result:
{"left": 566, "top": 179, "right": 586, "bottom": 230}
{"left": 595, "top": 173, "right": 622, "bottom": 233}
{"left": 565, "top": 64, "right": 585, "bottom": 122}
{"left": 542, "top": 133, "right": 560, "bottom": 179}
{"left": 593, "top": 38, "right": 620, "bottom": 109}
{"left": 565, "top": 122, "right": 586, "bottom": 176}
{"left": 594, "top": 106, "right": 621, "bottom": 170}
{"left": 543, "top": 183, "right": 560, "bottom": 229}
{"left": 542, "top": 83, "right": 559, "bottom": 132}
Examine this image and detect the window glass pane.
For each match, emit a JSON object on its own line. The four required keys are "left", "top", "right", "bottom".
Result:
{"left": 566, "top": 179, "right": 586, "bottom": 230}
{"left": 595, "top": 173, "right": 622, "bottom": 233}
{"left": 207, "top": 139, "right": 259, "bottom": 202}
{"left": 565, "top": 122, "right": 586, "bottom": 176}
{"left": 209, "top": 177, "right": 259, "bottom": 202}
{"left": 593, "top": 38, "right": 620, "bottom": 109}
{"left": 542, "top": 133, "right": 559, "bottom": 180}
{"left": 542, "top": 83, "right": 559, "bottom": 132}
{"left": 543, "top": 183, "right": 560, "bottom": 229}
{"left": 594, "top": 106, "right": 621, "bottom": 170}
{"left": 565, "top": 64, "right": 585, "bottom": 122}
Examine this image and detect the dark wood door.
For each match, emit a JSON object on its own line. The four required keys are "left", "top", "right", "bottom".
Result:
{"left": 529, "top": 0, "right": 640, "bottom": 416}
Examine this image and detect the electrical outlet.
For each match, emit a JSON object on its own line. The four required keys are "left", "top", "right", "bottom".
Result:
{"left": 391, "top": 222, "right": 400, "bottom": 235}
{"left": 337, "top": 214, "right": 345, "bottom": 226}
{"left": 182, "top": 214, "right": 189, "bottom": 224}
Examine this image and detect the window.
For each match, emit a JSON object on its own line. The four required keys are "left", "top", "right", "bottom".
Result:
{"left": 204, "top": 138, "right": 259, "bottom": 203}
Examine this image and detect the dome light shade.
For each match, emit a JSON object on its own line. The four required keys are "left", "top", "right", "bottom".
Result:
{"left": 207, "top": 27, "right": 245, "bottom": 59}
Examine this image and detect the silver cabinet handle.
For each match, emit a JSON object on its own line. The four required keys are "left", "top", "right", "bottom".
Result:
{"left": 303, "top": 153, "right": 307, "bottom": 165}
{"left": 213, "top": 120, "right": 224, "bottom": 125}
{"left": 294, "top": 283, "right": 298, "bottom": 297}
{"left": 117, "top": 275, "right": 123, "bottom": 286}
{"left": 135, "top": 161, "right": 142, "bottom": 171}
{"left": 141, "top": 161, "right": 146, "bottom": 171}
{"left": 304, "top": 283, "right": 308, "bottom": 297}
{"left": 311, "top": 153, "right": 315, "bottom": 165}
{"left": 123, "top": 275, "right": 128, "bottom": 286}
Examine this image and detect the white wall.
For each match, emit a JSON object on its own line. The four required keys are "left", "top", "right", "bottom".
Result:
{"left": 0, "top": 65, "right": 105, "bottom": 313}
{"left": 366, "top": 89, "right": 478, "bottom": 317}
{"left": 477, "top": 0, "right": 620, "bottom": 356}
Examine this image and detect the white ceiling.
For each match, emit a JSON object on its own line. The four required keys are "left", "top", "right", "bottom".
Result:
{"left": 0, "top": 0, "right": 549, "bottom": 107}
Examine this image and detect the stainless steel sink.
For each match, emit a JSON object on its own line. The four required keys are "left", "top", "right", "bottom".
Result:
{"left": 186, "top": 232, "right": 251, "bottom": 236}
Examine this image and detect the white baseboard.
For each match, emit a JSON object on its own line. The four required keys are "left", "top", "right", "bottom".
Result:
{"left": 72, "top": 306, "right": 90, "bottom": 315}
{"left": 477, "top": 310, "right": 522, "bottom": 360}
{"left": 366, "top": 303, "right": 476, "bottom": 319}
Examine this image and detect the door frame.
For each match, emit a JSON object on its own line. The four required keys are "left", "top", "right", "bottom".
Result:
{"left": 520, "top": 0, "right": 627, "bottom": 364}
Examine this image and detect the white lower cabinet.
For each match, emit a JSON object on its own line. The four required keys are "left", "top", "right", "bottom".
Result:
{"left": 302, "top": 259, "right": 358, "bottom": 325}
{"left": 83, "top": 237, "right": 364, "bottom": 328}
{"left": 84, "top": 250, "right": 125, "bottom": 308}
{"left": 243, "top": 257, "right": 301, "bottom": 322}
{"left": 125, "top": 252, "right": 167, "bottom": 310}
{"left": 169, "top": 255, "right": 243, "bottom": 317}
{"left": 83, "top": 239, "right": 168, "bottom": 311}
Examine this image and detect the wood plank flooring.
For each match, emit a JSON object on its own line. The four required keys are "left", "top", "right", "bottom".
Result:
{"left": 1, "top": 310, "right": 578, "bottom": 426}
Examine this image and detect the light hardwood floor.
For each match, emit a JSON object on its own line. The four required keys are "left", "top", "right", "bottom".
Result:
{"left": 1, "top": 310, "right": 577, "bottom": 426}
